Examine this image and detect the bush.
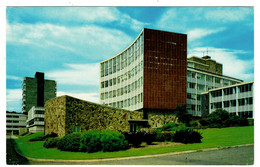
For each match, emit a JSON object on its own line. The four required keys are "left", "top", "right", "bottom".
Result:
{"left": 43, "top": 137, "right": 59, "bottom": 148}
{"left": 122, "top": 131, "right": 143, "bottom": 147}
{"left": 173, "top": 129, "right": 203, "bottom": 144}
{"left": 100, "top": 130, "right": 128, "bottom": 152}
{"left": 228, "top": 115, "right": 249, "bottom": 127}
{"left": 174, "top": 105, "right": 192, "bottom": 124}
{"left": 199, "top": 119, "right": 208, "bottom": 126}
{"left": 143, "top": 132, "right": 157, "bottom": 145}
{"left": 57, "top": 133, "right": 81, "bottom": 152}
{"left": 207, "top": 109, "right": 230, "bottom": 128}
{"left": 189, "top": 121, "right": 199, "bottom": 128}
{"left": 45, "top": 132, "right": 58, "bottom": 138}
{"left": 162, "top": 122, "right": 179, "bottom": 131}
{"left": 29, "top": 136, "right": 45, "bottom": 142}
{"left": 29, "top": 132, "right": 58, "bottom": 142}
{"left": 79, "top": 130, "right": 102, "bottom": 153}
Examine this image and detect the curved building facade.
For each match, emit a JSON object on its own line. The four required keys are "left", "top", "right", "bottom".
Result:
{"left": 100, "top": 28, "right": 187, "bottom": 113}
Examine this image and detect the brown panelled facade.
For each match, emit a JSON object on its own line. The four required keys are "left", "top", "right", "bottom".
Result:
{"left": 143, "top": 28, "right": 187, "bottom": 111}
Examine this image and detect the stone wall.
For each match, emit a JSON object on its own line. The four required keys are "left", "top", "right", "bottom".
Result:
{"left": 44, "top": 96, "right": 67, "bottom": 137}
{"left": 45, "top": 95, "right": 179, "bottom": 137}
{"left": 45, "top": 95, "right": 143, "bottom": 137}
{"left": 147, "top": 112, "right": 178, "bottom": 128}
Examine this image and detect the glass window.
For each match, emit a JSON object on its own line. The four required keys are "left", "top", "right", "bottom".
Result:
{"left": 72, "top": 126, "right": 81, "bottom": 133}
{"left": 215, "top": 77, "right": 221, "bottom": 84}
{"left": 206, "top": 75, "right": 213, "bottom": 82}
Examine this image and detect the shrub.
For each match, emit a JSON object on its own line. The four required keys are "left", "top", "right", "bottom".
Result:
{"left": 228, "top": 115, "right": 249, "bottom": 127}
{"left": 162, "top": 122, "right": 179, "bottom": 131}
{"left": 143, "top": 132, "right": 157, "bottom": 145}
{"left": 43, "top": 137, "right": 59, "bottom": 148}
{"left": 100, "top": 130, "right": 128, "bottom": 152}
{"left": 45, "top": 132, "right": 58, "bottom": 138}
{"left": 80, "top": 130, "right": 102, "bottom": 153}
{"left": 174, "top": 105, "right": 192, "bottom": 124}
{"left": 29, "top": 136, "right": 45, "bottom": 141}
{"left": 207, "top": 109, "right": 230, "bottom": 128}
{"left": 199, "top": 119, "right": 208, "bottom": 126}
{"left": 122, "top": 131, "right": 143, "bottom": 147}
{"left": 189, "top": 121, "right": 199, "bottom": 128}
{"left": 173, "top": 129, "right": 203, "bottom": 144}
{"left": 29, "top": 132, "right": 58, "bottom": 141}
{"left": 57, "top": 133, "right": 81, "bottom": 152}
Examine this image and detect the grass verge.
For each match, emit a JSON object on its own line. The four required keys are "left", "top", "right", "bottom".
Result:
{"left": 15, "top": 126, "right": 254, "bottom": 160}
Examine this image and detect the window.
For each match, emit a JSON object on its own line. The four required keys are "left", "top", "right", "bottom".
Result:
{"left": 72, "top": 126, "right": 81, "bottom": 133}
{"left": 130, "top": 123, "right": 137, "bottom": 133}
{"left": 239, "top": 84, "right": 252, "bottom": 93}
{"left": 109, "top": 79, "right": 112, "bottom": 86}
{"left": 215, "top": 77, "right": 221, "bottom": 84}
{"left": 230, "top": 100, "right": 236, "bottom": 107}
{"left": 113, "top": 90, "right": 116, "bottom": 97}
{"left": 238, "top": 99, "right": 245, "bottom": 106}
{"left": 206, "top": 76, "right": 213, "bottom": 82}
{"left": 224, "top": 101, "right": 229, "bottom": 108}
{"left": 197, "top": 84, "right": 205, "bottom": 91}
{"left": 113, "top": 78, "right": 116, "bottom": 85}
{"left": 191, "top": 72, "right": 196, "bottom": 78}
{"left": 223, "top": 87, "right": 233, "bottom": 95}
{"left": 187, "top": 82, "right": 196, "bottom": 89}
{"left": 211, "top": 90, "right": 222, "bottom": 97}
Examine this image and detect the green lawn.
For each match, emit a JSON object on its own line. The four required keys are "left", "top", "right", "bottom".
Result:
{"left": 15, "top": 126, "right": 254, "bottom": 160}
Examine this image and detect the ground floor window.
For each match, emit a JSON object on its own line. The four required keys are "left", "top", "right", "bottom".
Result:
{"left": 130, "top": 123, "right": 137, "bottom": 133}
{"left": 72, "top": 126, "right": 81, "bottom": 133}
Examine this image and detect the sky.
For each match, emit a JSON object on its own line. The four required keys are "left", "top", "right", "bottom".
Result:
{"left": 5, "top": 7, "right": 254, "bottom": 113}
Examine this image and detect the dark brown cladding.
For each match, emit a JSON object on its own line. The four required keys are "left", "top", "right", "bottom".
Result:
{"left": 143, "top": 28, "right": 187, "bottom": 110}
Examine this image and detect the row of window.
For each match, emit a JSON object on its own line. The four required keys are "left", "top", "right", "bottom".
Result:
{"left": 6, "top": 120, "right": 22, "bottom": 123}
{"left": 187, "top": 93, "right": 201, "bottom": 100}
{"left": 187, "top": 82, "right": 213, "bottom": 91}
{"left": 187, "top": 104, "right": 201, "bottom": 111}
{"left": 101, "top": 78, "right": 143, "bottom": 100}
{"left": 34, "top": 110, "right": 44, "bottom": 114}
{"left": 211, "top": 84, "right": 253, "bottom": 97}
{"left": 6, "top": 115, "right": 21, "bottom": 118}
{"left": 28, "top": 118, "right": 44, "bottom": 126}
{"left": 6, "top": 125, "right": 26, "bottom": 128}
{"left": 211, "top": 97, "right": 253, "bottom": 109}
{"left": 187, "top": 71, "right": 237, "bottom": 86}
{"left": 101, "top": 34, "right": 144, "bottom": 77}
{"left": 106, "top": 93, "right": 143, "bottom": 108}
{"left": 101, "top": 62, "right": 143, "bottom": 88}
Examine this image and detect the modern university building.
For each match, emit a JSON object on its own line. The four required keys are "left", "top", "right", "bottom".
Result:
{"left": 99, "top": 28, "right": 253, "bottom": 118}
{"left": 22, "top": 72, "right": 56, "bottom": 132}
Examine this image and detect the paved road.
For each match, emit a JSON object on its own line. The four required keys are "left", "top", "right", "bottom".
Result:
{"left": 28, "top": 145, "right": 254, "bottom": 165}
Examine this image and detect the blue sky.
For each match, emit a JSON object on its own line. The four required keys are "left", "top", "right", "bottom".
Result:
{"left": 6, "top": 7, "right": 254, "bottom": 113}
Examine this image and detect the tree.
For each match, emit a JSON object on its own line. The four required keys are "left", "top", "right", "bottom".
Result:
{"left": 207, "top": 109, "right": 230, "bottom": 128}
{"left": 174, "top": 105, "right": 192, "bottom": 125}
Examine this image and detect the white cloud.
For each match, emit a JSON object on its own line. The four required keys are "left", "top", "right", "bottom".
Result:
{"left": 6, "top": 75, "right": 23, "bottom": 81}
{"left": 187, "top": 28, "right": 225, "bottom": 42}
{"left": 205, "top": 7, "right": 253, "bottom": 23}
{"left": 46, "top": 63, "right": 99, "bottom": 86}
{"left": 6, "top": 89, "right": 22, "bottom": 112}
{"left": 57, "top": 91, "right": 99, "bottom": 104}
{"left": 8, "top": 7, "right": 148, "bottom": 32}
{"left": 188, "top": 47, "right": 254, "bottom": 81}
{"left": 6, "top": 22, "right": 133, "bottom": 60}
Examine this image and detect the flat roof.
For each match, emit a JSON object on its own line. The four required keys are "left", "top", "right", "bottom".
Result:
{"left": 201, "top": 80, "right": 254, "bottom": 94}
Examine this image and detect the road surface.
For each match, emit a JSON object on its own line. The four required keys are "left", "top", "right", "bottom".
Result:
{"left": 26, "top": 145, "right": 254, "bottom": 165}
